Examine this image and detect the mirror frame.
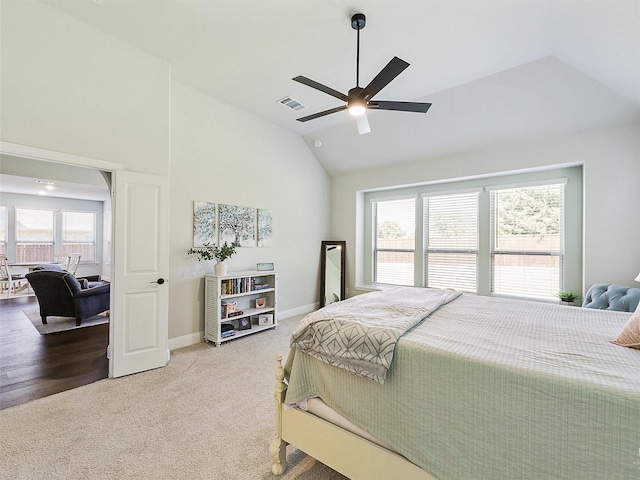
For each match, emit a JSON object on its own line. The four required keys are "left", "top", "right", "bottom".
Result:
{"left": 319, "top": 240, "right": 346, "bottom": 308}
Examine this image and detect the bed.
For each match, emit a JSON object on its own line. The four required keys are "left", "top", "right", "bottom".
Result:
{"left": 271, "top": 287, "right": 640, "bottom": 480}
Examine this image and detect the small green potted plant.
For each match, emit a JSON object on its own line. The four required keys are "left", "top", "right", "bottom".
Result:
{"left": 557, "top": 291, "right": 580, "bottom": 306}
{"left": 188, "top": 241, "right": 237, "bottom": 275}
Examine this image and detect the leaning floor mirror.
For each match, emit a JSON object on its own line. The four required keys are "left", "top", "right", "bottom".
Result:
{"left": 319, "top": 240, "right": 346, "bottom": 308}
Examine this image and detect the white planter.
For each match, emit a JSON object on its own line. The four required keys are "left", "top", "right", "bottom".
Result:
{"left": 214, "top": 261, "right": 228, "bottom": 276}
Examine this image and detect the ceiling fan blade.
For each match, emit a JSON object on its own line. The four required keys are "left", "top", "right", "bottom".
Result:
{"left": 368, "top": 101, "right": 432, "bottom": 113}
{"left": 355, "top": 112, "right": 371, "bottom": 135}
{"left": 359, "top": 57, "right": 410, "bottom": 102}
{"left": 293, "top": 76, "right": 349, "bottom": 102}
{"left": 296, "top": 105, "right": 348, "bottom": 122}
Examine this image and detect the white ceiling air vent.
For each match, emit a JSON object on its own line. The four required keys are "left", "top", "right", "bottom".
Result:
{"left": 278, "top": 96, "right": 306, "bottom": 111}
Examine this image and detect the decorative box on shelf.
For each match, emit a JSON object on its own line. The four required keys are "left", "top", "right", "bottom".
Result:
{"left": 204, "top": 270, "right": 278, "bottom": 346}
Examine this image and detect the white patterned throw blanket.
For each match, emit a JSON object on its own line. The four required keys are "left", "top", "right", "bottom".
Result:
{"left": 290, "top": 287, "right": 461, "bottom": 383}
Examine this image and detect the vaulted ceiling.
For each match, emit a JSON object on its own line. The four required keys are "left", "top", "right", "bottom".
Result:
{"left": 29, "top": 0, "right": 640, "bottom": 176}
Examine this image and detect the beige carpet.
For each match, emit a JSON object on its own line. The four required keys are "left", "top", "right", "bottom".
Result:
{"left": 0, "top": 314, "right": 348, "bottom": 480}
{"left": 24, "top": 309, "right": 109, "bottom": 334}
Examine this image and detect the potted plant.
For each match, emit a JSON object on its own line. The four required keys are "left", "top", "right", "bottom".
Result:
{"left": 557, "top": 291, "right": 580, "bottom": 306}
{"left": 188, "top": 242, "right": 237, "bottom": 275}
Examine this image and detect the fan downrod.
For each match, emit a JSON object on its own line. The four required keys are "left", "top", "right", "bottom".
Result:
{"left": 351, "top": 13, "right": 366, "bottom": 30}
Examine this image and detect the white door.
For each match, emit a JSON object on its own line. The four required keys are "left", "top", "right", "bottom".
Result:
{"left": 110, "top": 170, "right": 170, "bottom": 377}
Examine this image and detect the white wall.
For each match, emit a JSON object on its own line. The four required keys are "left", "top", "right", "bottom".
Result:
{"left": 169, "top": 81, "right": 330, "bottom": 340}
{"left": 332, "top": 125, "right": 640, "bottom": 296}
{"left": 0, "top": 0, "right": 170, "bottom": 175}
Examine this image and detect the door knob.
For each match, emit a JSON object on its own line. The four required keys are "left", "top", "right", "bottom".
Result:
{"left": 151, "top": 278, "right": 166, "bottom": 285}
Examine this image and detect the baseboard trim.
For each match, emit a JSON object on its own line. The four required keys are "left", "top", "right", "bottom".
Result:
{"left": 168, "top": 331, "right": 203, "bottom": 351}
{"left": 278, "top": 303, "right": 317, "bottom": 319}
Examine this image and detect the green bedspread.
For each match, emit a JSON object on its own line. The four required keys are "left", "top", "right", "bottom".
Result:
{"left": 284, "top": 294, "right": 640, "bottom": 480}
{"left": 290, "top": 286, "right": 460, "bottom": 383}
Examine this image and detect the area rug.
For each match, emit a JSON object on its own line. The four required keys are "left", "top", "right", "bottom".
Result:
{"left": 24, "top": 309, "right": 109, "bottom": 334}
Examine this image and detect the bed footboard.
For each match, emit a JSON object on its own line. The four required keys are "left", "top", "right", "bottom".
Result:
{"left": 270, "top": 354, "right": 289, "bottom": 475}
{"left": 272, "top": 354, "right": 438, "bottom": 480}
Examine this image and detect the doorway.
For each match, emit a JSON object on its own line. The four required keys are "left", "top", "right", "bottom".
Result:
{"left": 1, "top": 141, "right": 171, "bottom": 389}
{"left": 0, "top": 152, "right": 114, "bottom": 408}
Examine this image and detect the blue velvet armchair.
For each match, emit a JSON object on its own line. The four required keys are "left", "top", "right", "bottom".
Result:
{"left": 25, "top": 270, "right": 110, "bottom": 326}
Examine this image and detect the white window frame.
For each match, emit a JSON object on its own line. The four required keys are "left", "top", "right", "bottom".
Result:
{"left": 488, "top": 180, "right": 566, "bottom": 300}
{"left": 363, "top": 168, "right": 582, "bottom": 301}
{"left": 0, "top": 206, "right": 6, "bottom": 256}
{"left": 371, "top": 196, "right": 417, "bottom": 286}
{"left": 423, "top": 190, "right": 480, "bottom": 293}
{"left": 61, "top": 210, "right": 97, "bottom": 264}
{"left": 15, "top": 207, "right": 55, "bottom": 262}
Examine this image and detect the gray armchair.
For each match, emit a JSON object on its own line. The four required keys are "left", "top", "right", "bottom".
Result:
{"left": 32, "top": 263, "right": 104, "bottom": 288}
{"left": 25, "top": 270, "right": 110, "bottom": 326}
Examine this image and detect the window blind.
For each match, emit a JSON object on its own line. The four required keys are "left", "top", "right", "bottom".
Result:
{"left": 373, "top": 197, "right": 415, "bottom": 285}
{"left": 0, "top": 206, "right": 6, "bottom": 255}
{"left": 424, "top": 192, "right": 479, "bottom": 292}
{"left": 15, "top": 208, "right": 55, "bottom": 262}
{"left": 62, "top": 211, "right": 96, "bottom": 263}
{"left": 490, "top": 183, "right": 564, "bottom": 299}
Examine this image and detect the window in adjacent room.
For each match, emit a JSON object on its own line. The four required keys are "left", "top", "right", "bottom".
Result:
{"left": 372, "top": 197, "right": 415, "bottom": 285}
{"left": 15, "top": 208, "right": 55, "bottom": 262}
{"left": 0, "top": 206, "right": 6, "bottom": 255}
{"left": 489, "top": 182, "right": 564, "bottom": 299}
{"left": 62, "top": 211, "right": 97, "bottom": 263}
{"left": 423, "top": 191, "right": 479, "bottom": 292}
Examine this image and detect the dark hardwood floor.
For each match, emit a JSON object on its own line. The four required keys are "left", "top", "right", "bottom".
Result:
{"left": 0, "top": 296, "right": 109, "bottom": 410}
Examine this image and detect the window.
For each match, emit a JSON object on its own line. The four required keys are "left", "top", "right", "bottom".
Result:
{"left": 372, "top": 198, "right": 415, "bottom": 285}
{"left": 424, "top": 192, "right": 479, "bottom": 292}
{"left": 15, "top": 208, "right": 54, "bottom": 262}
{"left": 365, "top": 168, "right": 581, "bottom": 301}
{"left": 62, "top": 211, "right": 96, "bottom": 263}
{"left": 490, "top": 183, "right": 564, "bottom": 299}
{"left": 0, "top": 206, "right": 6, "bottom": 255}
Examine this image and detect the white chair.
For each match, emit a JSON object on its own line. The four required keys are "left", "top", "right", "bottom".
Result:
{"left": 0, "top": 255, "right": 25, "bottom": 298}
{"left": 54, "top": 252, "right": 71, "bottom": 270}
{"left": 66, "top": 253, "right": 81, "bottom": 275}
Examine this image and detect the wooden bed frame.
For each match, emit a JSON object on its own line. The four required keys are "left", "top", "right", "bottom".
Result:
{"left": 270, "top": 354, "right": 438, "bottom": 480}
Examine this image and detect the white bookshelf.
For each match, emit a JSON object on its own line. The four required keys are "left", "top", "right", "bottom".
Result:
{"left": 204, "top": 270, "right": 278, "bottom": 346}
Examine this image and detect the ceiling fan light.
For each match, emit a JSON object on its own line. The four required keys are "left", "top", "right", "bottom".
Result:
{"left": 348, "top": 103, "right": 366, "bottom": 116}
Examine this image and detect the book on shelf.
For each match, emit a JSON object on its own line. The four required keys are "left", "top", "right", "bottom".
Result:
{"left": 222, "top": 277, "right": 255, "bottom": 295}
{"left": 221, "top": 300, "right": 237, "bottom": 319}
{"left": 227, "top": 310, "right": 244, "bottom": 318}
{"left": 221, "top": 322, "right": 234, "bottom": 333}
{"left": 221, "top": 330, "right": 236, "bottom": 338}
{"left": 253, "top": 283, "right": 270, "bottom": 290}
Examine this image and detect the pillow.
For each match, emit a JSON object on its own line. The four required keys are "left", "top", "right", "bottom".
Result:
{"left": 611, "top": 302, "right": 640, "bottom": 349}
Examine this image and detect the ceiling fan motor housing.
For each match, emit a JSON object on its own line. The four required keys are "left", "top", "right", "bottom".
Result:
{"left": 347, "top": 87, "right": 366, "bottom": 113}
{"left": 348, "top": 87, "right": 364, "bottom": 100}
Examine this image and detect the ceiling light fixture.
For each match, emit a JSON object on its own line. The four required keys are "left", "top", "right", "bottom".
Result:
{"left": 348, "top": 100, "right": 366, "bottom": 116}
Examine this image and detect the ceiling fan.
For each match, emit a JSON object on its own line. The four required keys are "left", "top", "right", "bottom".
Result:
{"left": 293, "top": 13, "right": 431, "bottom": 135}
